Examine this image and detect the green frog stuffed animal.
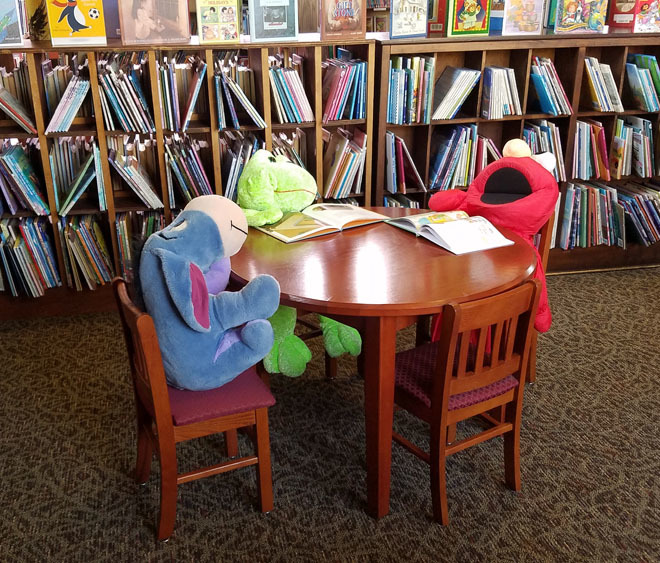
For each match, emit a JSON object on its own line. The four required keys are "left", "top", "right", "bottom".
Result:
{"left": 237, "top": 149, "right": 362, "bottom": 377}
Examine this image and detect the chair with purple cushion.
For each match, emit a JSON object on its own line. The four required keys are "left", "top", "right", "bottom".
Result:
{"left": 113, "top": 278, "right": 275, "bottom": 541}
{"left": 392, "top": 279, "right": 541, "bottom": 524}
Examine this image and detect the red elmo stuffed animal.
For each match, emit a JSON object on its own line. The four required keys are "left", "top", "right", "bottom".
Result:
{"left": 428, "top": 139, "right": 559, "bottom": 334}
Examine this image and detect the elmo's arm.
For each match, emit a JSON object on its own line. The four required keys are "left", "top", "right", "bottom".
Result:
{"left": 429, "top": 190, "right": 468, "bottom": 212}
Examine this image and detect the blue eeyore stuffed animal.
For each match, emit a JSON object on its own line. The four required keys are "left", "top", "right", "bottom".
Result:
{"left": 140, "top": 195, "right": 280, "bottom": 391}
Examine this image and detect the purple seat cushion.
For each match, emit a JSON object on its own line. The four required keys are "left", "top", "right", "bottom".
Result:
{"left": 168, "top": 366, "right": 275, "bottom": 426}
{"left": 395, "top": 342, "right": 518, "bottom": 411}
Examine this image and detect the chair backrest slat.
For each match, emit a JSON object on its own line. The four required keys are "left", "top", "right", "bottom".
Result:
{"left": 113, "top": 278, "right": 173, "bottom": 431}
{"left": 435, "top": 280, "right": 541, "bottom": 403}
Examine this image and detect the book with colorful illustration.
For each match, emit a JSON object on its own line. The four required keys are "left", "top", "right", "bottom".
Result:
{"left": 197, "top": 0, "right": 241, "bottom": 43}
{"left": 446, "top": 0, "right": 491, "bottom": 36}
{"left": 321, "top": 0, "right": 367, "bottom": 40}
{"left": 390, "top": 0, "right": 428, "bottom": 39}
{"left": 554, "top": 0, "right": 608, "bottom": 33}
{"left": 46, "top": 0, "right": 107, "bottom": 46}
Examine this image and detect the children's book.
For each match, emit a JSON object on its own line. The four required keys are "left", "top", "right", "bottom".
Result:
{"left": 25, "top": 0, "right": 50, "bottom": 40}
{"left": 46, "top": 0, "right": 107, "bottom": 46}
{"left": 633, "top": 1, "right": 660, "bottom": 32}
{"left": 255, "top": 203, "right": 387, "bottom": 243}
{"left": 554, "top": 0, "right": 608, "bottom": 33}
{"left": 607, "top": 0, "right": 640, "bottom": 30}
{"left": 0, "top": 0, "right": 23, "bottom": 46}
{"left": 446, "top": 0, "right": 491, "bottom": 36}
{"left": 321, "top": 0, "right": 367, "bottom": 40}
{"left": 427, "top": 0, "right": 447, "bottom": 35}
{"left": 388, "top": 210, "right": 514, "bottom": 254}
{"left": 248, "top": 0, "right": 298, "bottom": 42}
{"left": 390, "top": 0, "right": 428, "bottom": 39}
{"left": 502, "top": 0, "right": 544, "bottom": 35}
{"left": 489, "top": 0, "right": 505, "bottom": 34}
{"left": 197, "top": 0, "right": 241, "bottom": 43}
{"left": 119, "top": 0, "right": 190, "bottom": 44}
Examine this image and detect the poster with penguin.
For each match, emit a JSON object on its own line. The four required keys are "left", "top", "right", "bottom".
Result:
{"left": 47, "top": 0, "right": 107, "bottom": 45}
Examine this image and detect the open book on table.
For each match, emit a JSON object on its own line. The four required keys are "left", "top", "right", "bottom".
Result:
{"left": 387, "top": 211, "right": 514, "bottom": 255}
{"left": 255, "top": 203, "right": 388, "bottom": 243}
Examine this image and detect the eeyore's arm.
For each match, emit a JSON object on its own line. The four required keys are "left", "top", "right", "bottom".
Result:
{"left": 210, "top": 274, "right": 280, "bottom": 331}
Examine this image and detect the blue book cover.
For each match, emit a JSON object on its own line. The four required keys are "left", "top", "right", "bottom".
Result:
{"left": 530, "top": 73, "right": 557, "bottom": 115}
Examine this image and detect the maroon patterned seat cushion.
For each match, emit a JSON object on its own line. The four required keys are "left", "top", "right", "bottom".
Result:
{"left": 395, "top": 342, "right": 518, "bottom": 411}
{"left": 168, "top": 366, "right": 275, "bottom": 426}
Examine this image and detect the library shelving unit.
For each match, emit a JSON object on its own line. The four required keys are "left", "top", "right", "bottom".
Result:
{"left": 0, "top": 36, "right": 375, "bottom": 319}
{"left": 373, "top": 33, "right": 660, "bottom": 273}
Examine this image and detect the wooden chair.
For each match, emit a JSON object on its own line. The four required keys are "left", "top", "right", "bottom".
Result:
{"left": 112, "top": 278, "right": 275, "bottom": 541}
{"left": 392, "top": 279, "right": 541, "bottom": 524}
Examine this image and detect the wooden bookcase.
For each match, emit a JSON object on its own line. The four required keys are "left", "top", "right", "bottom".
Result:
{"left": 373, "top": 33, "right": 660, "bottom": 273}
{"left": 0, "top": 37, "right": 375, "bottom": 319}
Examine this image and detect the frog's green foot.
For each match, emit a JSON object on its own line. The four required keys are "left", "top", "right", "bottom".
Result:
{"left": 319, "top": 316, "right": 362, "bottom": 358}
{"left": 264, "top": 334, "right": 312, "bottom": 377}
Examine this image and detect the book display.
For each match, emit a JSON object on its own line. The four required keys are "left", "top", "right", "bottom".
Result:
{"left": 389, "top": 0, "right": 427, "bottom": 39}
{"left": 446, "top": 0, "right": 492, "bottom": 36}
{"left": 46, "top": 0, "right": 106, "bottom": 46}
{"left": 554, "top": 0, "right": 608, "bottom": 33}
{"left": 247, "top": 0, "right": 298, "bottom": 42}
{"left": 374, "top": 35, "right": 660, "bottom": 275}
{"left": 118, "top": 0, "right": 190, "bottom": 44}
{"left": 321, "top": 0, "right": 367, "bottom": 40}
{"left": 196, "top": 0, "right": 241, "bottom": 43}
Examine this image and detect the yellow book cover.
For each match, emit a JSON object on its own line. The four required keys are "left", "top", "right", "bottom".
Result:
{"left": 25, "top": 0, "right": 50, "bottom": 40}
{"left": 197, "top": 0, "right": 240, "bottom": 43}
{"left": 47, "top": 0, "right": 107, "bottom": 46}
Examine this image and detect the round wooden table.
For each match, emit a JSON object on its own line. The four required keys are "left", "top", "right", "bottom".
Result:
{"left": 231, "top": 207, "right": 537, "bottom": 518}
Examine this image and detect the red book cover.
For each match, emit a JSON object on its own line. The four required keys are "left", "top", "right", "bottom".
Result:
{"left": 608, "top": 0, "right": 641, "bottom": 30}
{"left": 395, "top": 137, "right": 406, "bottom": 193}
{"left": 428, "top": 0, "right": 447, "bottom": 36}
{"left": 321, "top": 0, "right": 367, "bottom": 40}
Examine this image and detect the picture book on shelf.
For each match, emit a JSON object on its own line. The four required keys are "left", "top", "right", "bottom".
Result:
{"left": 633, "top": 0, "right": 660, "bottom": 32}
{"left": 388, "top": 211, "right": 514, "bottom": 254}
{"left": 0, "top": 0, "right": 23, "bottom": 46}
{"left": 118, "top": 0, "right": 190, "bottom": 44}
{"left": 447, "top": 0, "right": 491, "bottom": 36}
{"left": 427, "top": 0, "right": 447, "bottom": 35}
{"left": 321, "top": 0, "right": 367, "bottom": 40}
{"left": 47, "top": 0, "right": 107, "bottom": 46}
{"left": 554, "top": 0, "right": 608, "bottom": 33}
{"left": 248, "top": 0, "right": 298, "bottom": 42}
{"left": 255, "top": 203, "right": 387, "bottom": 243}
{"left": 390, "top": 0, "right": 428, "bottom": 39}
{"left": 489, "top": 0, "right": 505, "bottom": 34}
{"left": 607, "top": 0, "right": 639, "bottom": 30}
{"left": 25, "top": 0, "right": 50, "bottom": 40}
{"left": 197, "top": 0, "right": 241, "bottom": 43}
{"left": 502, "top": 0, "right": 544, "bottom": 35}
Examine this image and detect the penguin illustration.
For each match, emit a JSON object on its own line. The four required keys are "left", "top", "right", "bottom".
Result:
{"left": 51, "top": 0, "right": 90, "bottom": 34}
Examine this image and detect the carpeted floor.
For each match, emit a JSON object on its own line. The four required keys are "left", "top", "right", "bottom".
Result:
{"left": 1, "top": 268, "right": 659, "bottom": 562}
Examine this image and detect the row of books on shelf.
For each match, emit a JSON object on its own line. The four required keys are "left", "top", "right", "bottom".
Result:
{"left": 481, "top": 66, "right": 523, "bottom": 119}
{"left": 116, "top": 211, "right": 165, "bottom": 282}
{"left": 322, "top": 54, "right": 368, "bottom": 123}
{"left": 558, "top": 180, "right": 660, "bottom": 250}
{"left": 323, "top": 127, "right": 367, "bottom": 199}
{"left": 165, "top": 136, "right": 214, "bottom": 208}
{"left": 529, "top": 56, "right": 572, "bottom": 116}
{"left": 523, "top": 120, "right": 566, "bottom": 182}
{"left": 572, "top": 116, "right": 656, "bottom": 184}
{"left": 386, "top": 55, "right": 436, "bottom": 125}
{"left": 220, "top": 130, "right": 263, "bottom": 201}
{"left": 269, "top": 53, "right": 314, "bottom": 124}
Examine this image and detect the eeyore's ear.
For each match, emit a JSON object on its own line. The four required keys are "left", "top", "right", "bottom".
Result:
{"left": 152, "top": 248, "right": 211, "bottom": 332}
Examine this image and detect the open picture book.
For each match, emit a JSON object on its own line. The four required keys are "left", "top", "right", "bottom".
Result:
{"left": 387, "top": 210, "right": 514, "bottom": 254}
{"left": 255, "top": 203, "right": 388, "bottom": 243}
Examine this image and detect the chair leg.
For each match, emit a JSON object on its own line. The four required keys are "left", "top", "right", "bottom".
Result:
{"left": 527, "top": 331, "right": 538, "bottom": 383}
{"left": 157, "top": 444, "right": 178, "bottom": 541}
{"left": 446, "top": 423, "right": 456, "bottom": 444}
{"left": 503, "top": 403, "right": 522, "bottom": 492}
{"left": 430, "top": 423, "right": 450, "bottom": 525}
{"left": 254, "top": 408, "right": 274, "bottom": 513}
{"left": 325, "top": 352, "right": 338, "bottom": 379}
{"left": 135, "top": 421, "right": 153, "bottom": 484}
{"left": 224, "top": 429, "right": 239, "bottom": 458}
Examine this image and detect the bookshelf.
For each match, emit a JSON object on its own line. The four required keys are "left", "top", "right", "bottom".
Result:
{"left": 0, "top": 37, "right": 375, "bottom": 319}
{"left": 373, "top": 33, "right": 660, "bottom": 273}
